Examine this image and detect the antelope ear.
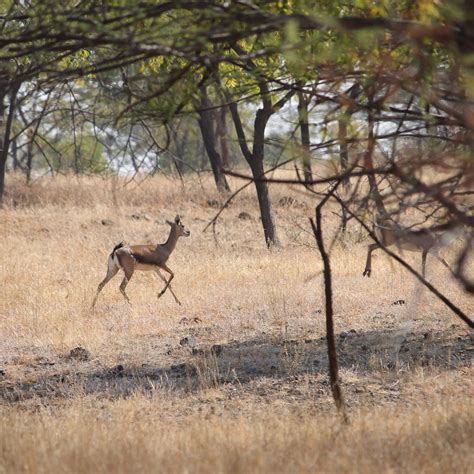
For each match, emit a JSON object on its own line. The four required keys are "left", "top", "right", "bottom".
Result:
{"left": 166, "top": 220, "right": 173, "bottom": 226}
{"left": 175, "top": 215, "right": 181, "bottom": 224}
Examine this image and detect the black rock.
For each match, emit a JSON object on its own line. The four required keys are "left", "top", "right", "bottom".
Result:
{"left": 68, "top": 347, "right": 91, "bottom": 361}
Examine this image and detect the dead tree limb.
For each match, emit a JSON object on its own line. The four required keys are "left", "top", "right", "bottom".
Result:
{"left": 310, "top": 185, "right": 348, "bottom": 421}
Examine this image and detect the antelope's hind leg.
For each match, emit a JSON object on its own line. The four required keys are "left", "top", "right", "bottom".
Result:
{"left": 115, "top": 251, "right": 135, "bottom": 304}
{"left": 363, "top": 243, "right": 380, "bottom": 277}
{"left": 92, "top": 258, "right": 119, "bottom": 308}
{"left": 431, "top": 248, "right": 455, "bottom": 275}
{"left": 119, "top": 265, "right": 134, "bottom": 304}
{"left": 421, "top": 249, "right": 428, "bottom": 278}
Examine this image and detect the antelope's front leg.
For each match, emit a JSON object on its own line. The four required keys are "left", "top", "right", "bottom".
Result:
{"left": 155, "top": 268, "right": 181, "bottom": 305}
{"left": 157, "top": 264, "right": 174, "bottom": 299}
{"left": 363, "top": 243, "right": 379, "bottom": 277}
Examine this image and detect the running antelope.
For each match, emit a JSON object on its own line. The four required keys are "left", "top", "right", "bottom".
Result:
{"left": 363, "top": 216, "right": 463, "bottom": 278}
{"left": 92, "top": 215, "right": 190, "bottom": 307}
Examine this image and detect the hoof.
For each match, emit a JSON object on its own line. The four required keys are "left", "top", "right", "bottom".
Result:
{"left": 362, "top": 269, "right": 371, "bottom": 277}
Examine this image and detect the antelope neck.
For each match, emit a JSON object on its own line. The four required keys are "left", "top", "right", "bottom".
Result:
{"left": 159, "top": 226, "right": 179, "bottom": 255}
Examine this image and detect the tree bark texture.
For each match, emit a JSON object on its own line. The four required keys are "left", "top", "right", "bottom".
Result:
{"left": 0, "top": 83, "right": 20, "bottom": 204}
{"left": 197, "top": 86, "right": 230, "bottom": 193}
{"left": 228, "top": 100, "right": 281, "bottom": 247}
{"left": 297, "top": 92, "right": 312, "bottom": 183}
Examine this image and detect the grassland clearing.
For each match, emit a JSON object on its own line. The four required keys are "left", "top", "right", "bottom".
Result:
{"left": 1, "top": 174, "right": 472, "bottom": 473}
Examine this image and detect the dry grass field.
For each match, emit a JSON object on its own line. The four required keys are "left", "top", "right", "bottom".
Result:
{"left": 1, "top": 173, "right": 473, "bottom": 473}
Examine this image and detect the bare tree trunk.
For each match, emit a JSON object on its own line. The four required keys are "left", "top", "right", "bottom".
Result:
{"left": 216, "top": 106, "right": 231, "bottom": 168}
{"left": 297, "top": 91, "right": 312, "bottom": 183}
{"left": 0, "top": 83, "right": 20, "bottom": 204}
{"left": 0, "top": 92, "right": 6, "bottom": 202}
{"left": 251, "top": 158, "right": 280, "bottom": 248}
{"left": 25, "top": 138, "right": 34, "bottom": 184}
{"left": 338, "top": 115, "right": 350, "bottom": 232}
{"left": 310, "top": 193, "right": 347, "bottom": 420}
{"left": 252, "top": 108, "right": 280, "bottom": 247}
{"left": 338, "top": 117, "right": 349, "bottom": 180}
{"left": 228, "top": 100, "right": 281, "bottom": 248}
{"left": 172, "top": 123, "right": 188, "bottom": 176}
{"left": 197, "top": 85, "right": 230, "bottom": 193}
{"left": 364, "top": 108, "right": 386, "bottom": 217}
{"left": 11, "top": 137, "right": 19, "bottom": 171}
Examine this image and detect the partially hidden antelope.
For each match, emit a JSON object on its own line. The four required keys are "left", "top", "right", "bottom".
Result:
{"left": 92, "top": 215, "right": 190, "bottom": 308}
{"left": 363, "top": 216, "right": 463, "bottom": 278}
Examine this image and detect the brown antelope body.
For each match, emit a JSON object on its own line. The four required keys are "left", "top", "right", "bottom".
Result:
{"left": 92, "top": 215, "right": 190, "bottom": 307}
{"left": 363, "top": 217, "right": 463, "bottom": 278}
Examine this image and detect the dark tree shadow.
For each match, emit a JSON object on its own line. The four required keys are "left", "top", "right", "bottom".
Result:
{"left": 0, "top": 326, "right": 471, "bottom": 403}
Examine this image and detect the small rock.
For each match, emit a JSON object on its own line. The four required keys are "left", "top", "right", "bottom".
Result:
{"left": 238, "top": 212, "right": 252, "bottom": 220}
{"left": 206, "top": 199, "right": 221, "bottom": 208}
{"left": 101, "top": 219, "right": 114, "bottom": 226}
{"left": 210, "top": 344, "right": 223, "bottom": 357}
{"left": 179, "top": 317, "right": 203, "bottom": 326}
{"left": 180, "top": 336, "right": 197, "bottom": 348}
{"left": 130, "top": 213, "right": 151, "bottom": 221}
{"left": 278, "top": 196, "right": 296, "bottom": 207}
{"left": 110, "top": 364, "right": 124, "bottom": 377}
{"left": 278, "top": 196, "right": 307, "bottom": 208}
{"left": 68, "top": 347, "right": 90, "bottom": 361}
{"left": 392, "top": 299, "right": 406, "bottom": 306}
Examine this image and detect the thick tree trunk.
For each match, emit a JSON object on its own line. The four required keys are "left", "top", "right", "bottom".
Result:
{"left": 297, "top": 92, "right": 312, "bottom": 183}
{"left": 228, "top": 101, "right": 281, "bottom": 248}
{"left": 197, "top": 86, "right": 230, "bottom": 193}
{"left": 0, "top": 84, "right": 19, "bottom": 204}
{"left": 216, "top": 106, "right": 231, "bottom": 168}
{"left": 11, "top": 138, "right": 19, "bottom": 171}
{"left": 26, "top": 139, "right": 33, "bottom": 184}
{"left": 0, "top": 92, "right": 6, "bottom": 202}
{"left": 364, "top": 109, "right": 387, "bottom": 217}
{"left": 252, "top": 109, "right": 280, "bottom": 247}
{"left": 251, "top": 159, "right": 280, "bottom": 248}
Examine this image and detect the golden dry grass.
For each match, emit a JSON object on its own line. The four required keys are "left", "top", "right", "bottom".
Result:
{"left": 1, "top": 173, "right": 473, "bottom": 473}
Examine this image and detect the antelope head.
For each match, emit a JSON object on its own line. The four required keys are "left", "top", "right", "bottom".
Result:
{"left": 167, "top": 214, "right": 190, "bottom": 237}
